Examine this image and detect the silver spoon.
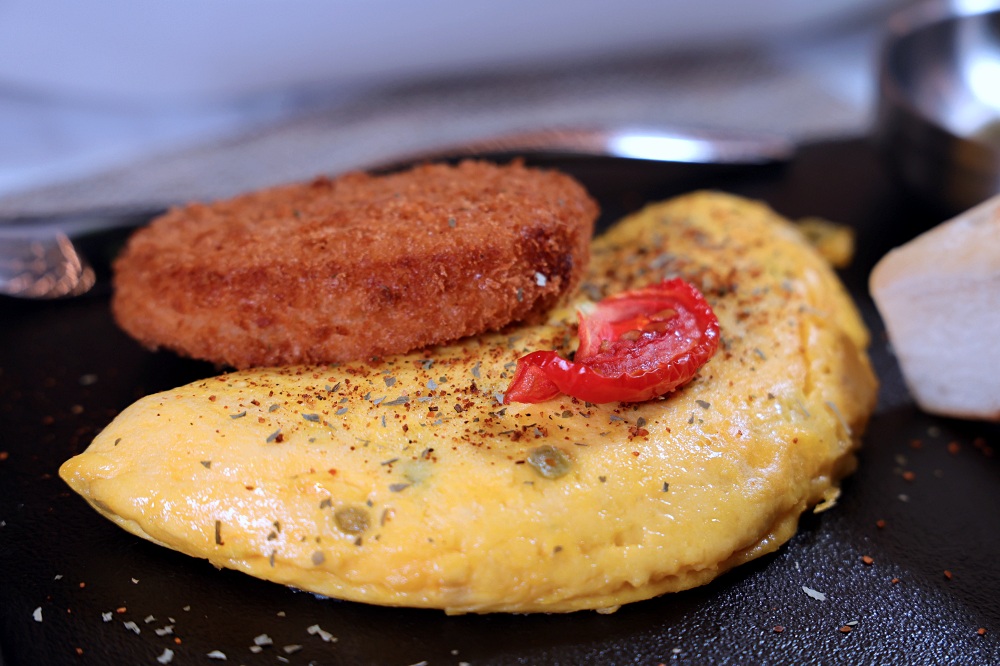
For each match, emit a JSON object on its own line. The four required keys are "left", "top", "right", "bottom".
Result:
{"left": 0, "top": 125, "right": 793, "bottom": 299}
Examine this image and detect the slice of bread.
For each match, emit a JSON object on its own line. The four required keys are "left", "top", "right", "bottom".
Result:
{"left": 870, "top": 194, "right": 1000, "bottom": 420}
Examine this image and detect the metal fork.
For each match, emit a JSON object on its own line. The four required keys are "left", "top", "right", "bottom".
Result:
{"left": 0, "top": 229, "right": 96, "bottom": 298}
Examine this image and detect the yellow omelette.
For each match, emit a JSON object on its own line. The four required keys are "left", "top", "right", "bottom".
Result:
{"left": 60, "top": 191, "right": 877, "bottom": 614}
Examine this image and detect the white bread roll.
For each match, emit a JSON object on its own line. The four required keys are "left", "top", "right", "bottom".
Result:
{"left": 870, "top": 193, "right": 1000, "bottom": 421}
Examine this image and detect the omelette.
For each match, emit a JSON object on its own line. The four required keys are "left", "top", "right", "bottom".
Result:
{"left": 60, "top": 192, "right": 877, "bottom": 614}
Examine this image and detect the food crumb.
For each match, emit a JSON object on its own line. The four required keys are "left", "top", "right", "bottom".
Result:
{"left": 156, "top": 648, "right": 175, "bottom": 664}
{"left": 947, "top": 441, "right": 960, "bottom": 455}
{"left": 32, "top": 607, "right": 42, "bottom": 622}
{"left": 901, "top": 470, "right": 916, "bottom": 482}
{"left": 74, "top": 647, "right": 83, "bottom": 656}
{"left": 944, "top": 570, "right": 953, "bottom": 580}
{"left": 115, "top": 606, "right": 127, "bottom": 614}
{"left": 839, "top": 625, "right": 853, "bottom": 634}
{"left": 101, "top": 612, "right": 113, "bottom": 622}
{"left": 773, "top": 625, "right": 785, "bottom": 633}
{"left": 802, "top": 586, "right": 826, "bottom": 601}
{"left": 891, "top": 577, "right": 900, "bottom": 584}
{"left": 876, "top": 519, "right": 886, "bottom": 529}
{"left": 307, "top": 624, "right": 336, "bottom": 642}
{"left": 0, "top": 451, "right": 8, "bottom": 461}
{"left": 253, "top": 633, "right": 273, "bottom": 647}
{"left": 861, "top": 555, "right": 874, "bottom": 566}
{"left": 206, "top": 649, "right": 227, "bottom": 660}
{"left": 978, "top": 628, "right": 987, "bottom": 636}
{"left": 123, "top": 620, "right": 140, "bottom": 634}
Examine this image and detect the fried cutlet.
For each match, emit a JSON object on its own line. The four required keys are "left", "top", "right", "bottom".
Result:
{"left": 112, "top": 160, "right": 598, "bottom": 368}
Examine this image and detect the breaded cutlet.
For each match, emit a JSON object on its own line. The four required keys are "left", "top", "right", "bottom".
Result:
{"left": 112, "top": 160, "right": 598, "bottom": 368}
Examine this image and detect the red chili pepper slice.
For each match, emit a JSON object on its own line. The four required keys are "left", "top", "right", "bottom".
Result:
{"left": 504, "top": 278, "right": 719, "bottom": 404}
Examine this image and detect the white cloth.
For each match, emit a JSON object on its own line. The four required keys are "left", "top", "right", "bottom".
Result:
{"left": 0, "top": 4, "right": 893, "bottom": 216}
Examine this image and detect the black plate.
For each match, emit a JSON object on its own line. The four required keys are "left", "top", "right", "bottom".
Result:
{"left": 2, "top": 140, "right": 999, "bottom": 666}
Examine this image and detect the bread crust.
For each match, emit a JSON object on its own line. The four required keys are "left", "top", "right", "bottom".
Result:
{"left": 112, "top": 161, "right": 598, "bottom": 368}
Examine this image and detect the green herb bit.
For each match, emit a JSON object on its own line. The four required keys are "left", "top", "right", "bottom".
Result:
{"left": 471, "top": 362, "right": 482, "bottom": 379}
{"left": 636, "top": 417, "right": 647, "bottom": 428}
{"left": 389, "top": 483, "right": 411, "bottom": 493}
{"left": 384, "top": 396, "right": 408, "bottom": 406}
{"left": 230, "top": 411, "right": 247, "bottom": 419}
{"left": 302, "top": 413, "right": 320, "bottom": 422}
{"left": 200, "top": 460, "right": 212, "bottom": 469}
{"left": 526, "top": 445, "right": 572, "bottom": 479}
{"left": 384, "top": 376, "right": 397, "bottom": 387}
{"left": 426, "top": 379, "right": 438, "bottom": 390}
{"left": 268, "top": 403, "right": 280, "bottom": 413}
{"left": 696, "top": 400, "right": 711, "bottom": 410}
{"left": 311, "top": 551, "right": 325, "bottom": 565}
{"left": 214, "top": 520, "right": 223, "bottom": 545}
{"left": 335, "top": 407, "right": 348, "bottom": 416}
{"left": 662, "top": 482, "right": 670, "bottom": 492}
{"left": 265, "top": 428, "right": 282, "bottom": 443}
{"left": 319, "top": 498, "right": 332, "bottom": 509}
{"left": 333, "top": 506, "right": 370, "bottom": 535}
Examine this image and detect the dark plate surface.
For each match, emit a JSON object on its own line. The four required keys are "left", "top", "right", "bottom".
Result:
{"left": 2, "top": 139, "right": 999, "bottom": 666}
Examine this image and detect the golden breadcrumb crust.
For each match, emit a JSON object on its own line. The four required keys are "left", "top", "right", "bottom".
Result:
{"left": 112, "top": 160, "right": 598, "bottom": 368}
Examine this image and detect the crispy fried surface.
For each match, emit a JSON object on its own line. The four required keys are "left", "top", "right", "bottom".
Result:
{"left": 112, "top": 161, "right": 598, "bottom": 369}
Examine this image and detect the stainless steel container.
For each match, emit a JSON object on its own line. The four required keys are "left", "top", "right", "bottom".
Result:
{"left": 875, "top": 0, "right": 1000, "bottom": 214}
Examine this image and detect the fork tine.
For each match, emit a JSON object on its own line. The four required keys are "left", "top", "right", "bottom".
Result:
{"left": 0, "top": 232, "right": 96, "bottom": 298}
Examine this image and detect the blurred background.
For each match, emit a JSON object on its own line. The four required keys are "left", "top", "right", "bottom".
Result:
{"left": 0, "top": 0, "right": 914, "bottom": 216}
